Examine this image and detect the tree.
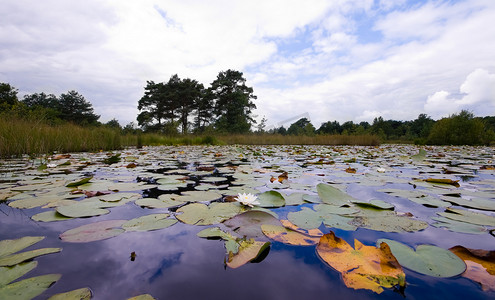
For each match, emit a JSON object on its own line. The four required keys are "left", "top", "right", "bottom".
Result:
{"left": 210, "top": 70, "right": 257, "bottom": 133}
{"left": 287, "top": 118, "right": 315, "bottom": 135}
{"left": 57, "top": 90, "right": 100, "bottom": 125}
{"left": 427, "top": 110, "right": 489, "bottom": 145}
{"left": 410, "top": 113, "right": 435, "bottom": 138}
{"left": 105, "top": 118, "right": 122, "bottom": 130}
{"left": 317, "top": 121, "right": 342, "bottom": 134}
{"left": 22, "top": 92, "right": 58, "bottom": 109}
{"left": 176, "top": 77, "right": 204, "bottom": 134}
{"left": 256, "top": 116, "right": 268, "bottom": 133}
{"left": 193, "top": 88, "right": 214, "bottom": 133}
{"left": 0, "top": 82, "right": 19, "bottom": 111}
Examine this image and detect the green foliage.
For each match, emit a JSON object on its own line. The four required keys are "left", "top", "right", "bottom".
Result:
{"left": 211, "top": 69, "right": 257, "bottom": 133}
{"left": 427, "top": 110, "right": 491, "bottom": 145}
{"left": 287, "top": 118, "right": 316, "bottom": 136}
{"left": 0, "top": 83, "right": 19, "bottom": 110}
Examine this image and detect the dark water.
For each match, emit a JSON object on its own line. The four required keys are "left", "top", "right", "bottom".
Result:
{"left": 1, "top": 145, "right": 494, "bottom": 300}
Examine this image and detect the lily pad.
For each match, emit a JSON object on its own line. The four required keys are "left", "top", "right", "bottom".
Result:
{"left": 32, "top": 211, "right": 74, "bottom": 222}
{"left": 0, "top": 274, "right": 61, "bottom": 300}
{"left": 287, "top": 206, "right": 357, "bottom": 231}
{"left": 261, "top": 224, "right": 320, "bottom": 245}
{"left": 431, "top": 216, "right": 487, "bottom": 234}
{"left": 351, "top": 210, "right": 428, "bottom": 233}
{"left": 438, "top": 208, "right": 495, "bottom": 226}
{"left": 441, "top": 196, "right": 495, "bottom": 211}
{"left": 176, "top": 191, "right": 222, "bottom": 202}
{"left": 450, "top": 246, "right": 495, "bottom": 291}
{"left": 0, "top": 247, "right": 62, "bottom": 267}
{"left": 317, "top": 183, "right": 354, "bottom": 206}
{"left": 226, "top": 239, "right": 270, "bottom": 269}
{"left": 224, "top": 210, "right": 282, "bottom": 239}
{"left": 350, "top": 199, "right": 394, "bottom": 210}
{"left": 256, "top": 191, "right": 285, "bottom": 208}
{"left": 56, "top": 202, "right": 110, "bottom": 218}
{"left": 66, "top": 176, "right": 93, "bottom": 187}
{"left": 0, "top": 261, "right": 37, "bottom": 287}
{"left": 281, "top": 192, "right": 306, "bottom": 206}
{"left": 176, "top": 202, "right": 242, "bottom": 225}
{"left": 377, "top": 239, "right": 466, "bottom": 277}
{"left": 317, "top": 232, "right": 405, "bottom": 294}
{"left": 60, "top": 220, "right": 126, "bottom": 243}
{"left": 0, "top": 236, "right": 44, "bottom": 258}
{"left": 122, "top": 214, "right": 177, "bottom": 232}
{"left": 47, "top": 287, "right": 92, "bottom": 300}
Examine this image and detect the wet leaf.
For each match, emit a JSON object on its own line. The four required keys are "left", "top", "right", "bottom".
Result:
{"left": 32, "top": 211, "right": 74, "bottom": 222}
{"left": 450, "top": 246, "right": 495, "bottom": 291}
{"left": 317, "top": 232, "right": 405, "bottom": 294}
{"left": 0, "top": 236, "right": 44, "bottom": 258}
{"left": 0, "top": 274, "right": 61, "bottom": 299}
{"left": 176, "top": 202, "right": 242, "bottom": 225}
{"left": 280, "top": 219, "right": 323, "bottom": 237}
{"left": 261, "top": 224, "right": 320, "bottom": 245}
{"left": 256, "top": 191, "right": 285, "bottom": 208}
{"left": 351, "top": 199, "right": 394, "bottom": 210}
{"left": 226, "top": 239, "right": 270, "bottom": 269}
{"left": 127, "top": 294, "right": 156, "bottom": 300}
{"left": 424, "top": 178, "right": 460, "bottom": 187}
{"left": 352, "top": 209, "right": 428, "bottom": 232}
{"left": 60, "top": 220, "right": 126, "bottom": 243}
{"left": 317, "top": 183, "right": 354, "bottom": 206}
{"left": 47, "top": 287, "right": 92, "bottom": 300}
{"left": 0, "top": 247, "right": 62, "bottom": 267}
{"left": 224, "top": 210, "right": 282, "bottom": 239}
{"left": 287, "top": 206, "right": 357, "bottom": 231}
{"left": 56, "top": 202, "right": 110, "bottom": 218}
{"left": 66, "top": 176, "right": 93, "bottom": 187}
{"left": 441, "top": 196, "right": 495, "bottom": 211}
{"left": 176, "top": 190, "right": 222, "bottom": 202}
{"left": 431, "top": 216, "right": 486, "bottom": 234}
{"left": 122, "top": 214, "right": 177, "bottom": 232}
{"left": 438, "top": 208, "right": 495, "bottom": 226}
{"left": 0, "top": 261, "right": 37, "bottom": 287}
{"left": 377, "top": 239, "right": 466, "bottom": 277}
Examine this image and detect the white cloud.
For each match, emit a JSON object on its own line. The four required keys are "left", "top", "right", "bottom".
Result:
{"left": 424, "top": 69, "right": 495, "bottom": 119}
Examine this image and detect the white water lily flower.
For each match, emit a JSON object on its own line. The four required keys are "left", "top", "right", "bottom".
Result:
{"left": 235, "top": 193, "right": 260, "bottom": 207}
{"left": 377, "top": 167, "right": 386, "bottom": 173}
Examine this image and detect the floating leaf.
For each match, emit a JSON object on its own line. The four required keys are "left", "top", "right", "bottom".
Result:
{"left": 317, "top": 183, "right": 354, "bottom": 206}
{"left": 122, "top": 214, "right": 177, "bottom": 232}
{"left": 351, "top": 209, "right": 428, "bottom": 233}
{"left": 450, "top": 246, "right": 495, "bottom": 291}
{"left": 47, "top": 287, "right": 92, "bottom": 300}
{"left": 377, "top": 239, "right": 466, "bottom": 277}
{"left": 287, "top": 206, "right": 357, "bottom": 231}
{"left": 411, "top": 149, "right": 427, "bottom": 161}
{"left": 282, "top": 192, "right": 306, "bottom": 206}
{"left": 97, "top": 192, "right": 141, "bottom": 203}
{"left": 438, "top": 208, "right": 495, "bottom": 226}
{"left": 66, "top": 176, "right": 93, "bottom": 187}
{"left": 431, "top": 216, "right": 486, "bottom": 234}
{"left": 0, "top": 261, "right": 37, "bottom": 287}
{"left": 127, "top": 294, "right": 156, "bottom": 300}
{"left": 424, "top": 178, "right": 460, "bottom": 187}
{"left": 0, "top": 236, "right": 44, "bottom": 258}
{"left": 407, "top": 195, "right": 451, "bottom": 208}
{"left": 441, "top": 196, "right": 495, "bottom": 211}
{"left": 32, "top": 211, "right": 73, "bottom": 222}
{"left": 60, "top": 220, "right": 126, "bottom": 243}
{"left": 224, "top": 210, "right": 282, "bottom": 239}
{"left": 261, "top": 224, "right": 320, "bottom": 245}
{"left": 351, "top": 199, "right": 394, "bottom": 210}
{"left": 317, "top": 232, "right": 405, "bottom": 294}
{"left": 56, "top": 202, "right": 110, "bottom": 218}
{"left": 280, "top": 219, "right": 323, "bottom": 237}
{"left": 0, "top": 247, "right": 62, "bottom": 267}
{"left": 256, "top": 191, "right": 285, "bottom": 208}
{"left": 176, "top": 202, "right": 242, "bottom": 225}
{"left": 226, "top": 239, "right": 270, "bottom": 269}
{"left": 0, "top": 274, "right": 61, "bottom": 299}
{"left": 176, "top": 190, "right": 222, "bottom": 202}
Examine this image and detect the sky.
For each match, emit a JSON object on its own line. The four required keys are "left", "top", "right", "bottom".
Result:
{"left": 1, "top": 0, "right": 494, "bottom": 129}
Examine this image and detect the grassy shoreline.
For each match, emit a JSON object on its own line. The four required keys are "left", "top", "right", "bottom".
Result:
{"left": 0, "top": 119, "right": 381, "bottom": 158}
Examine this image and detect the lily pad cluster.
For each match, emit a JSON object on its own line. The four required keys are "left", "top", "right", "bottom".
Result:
{"left": 1, "top": 144, "right": 495, "bottom": 298}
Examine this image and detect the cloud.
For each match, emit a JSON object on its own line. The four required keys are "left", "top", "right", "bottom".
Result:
{"left": 424, "top": 69, "right": 495, "bottom": 119}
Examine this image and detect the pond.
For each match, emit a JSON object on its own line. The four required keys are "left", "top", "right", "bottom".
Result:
{"left": 0, "top": 145, "right": 494, "bottom": 299}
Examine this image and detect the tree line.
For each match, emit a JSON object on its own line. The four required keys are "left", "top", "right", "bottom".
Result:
{"left": 1, "top": 71, "right": 495, "bottom": 145}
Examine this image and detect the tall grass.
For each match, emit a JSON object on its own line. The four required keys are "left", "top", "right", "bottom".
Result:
{"left": 0, "top": 117, "right": 123, "bottom": 157}
{"left": 219, "top": 134, "right": 380, "bottom": 146}
{"left": 0, "top": 117, "right": 379, "bottom": 158}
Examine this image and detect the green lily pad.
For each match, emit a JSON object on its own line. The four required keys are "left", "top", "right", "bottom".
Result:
{"left": 257, "top": 191, "right": 285, "bottom": 208}
{"left": 97, "top": 192, "right": 141, "bottom": 202}
{"left": 287, "top": 206, "right": 357, "bottom": 231}
{"left": 352, "top": 210, "right": 428, "bottom": 233}
{"left": 0, "top": 247, "right": 62, "bottom": 267}
{"left": 8, "top": 196, "right": 59, "bottom": 209}
{"left": 317, "top": 183, "right": 354, "bottom": 206}
{"left": 282, "top": 192, "right": 306, "bottom": 206}
{"left": 126, "top": 294, "right": 156, "bottom": 300}
{"left": 32, "top": 211, "right": 73, "bottom": 222}
{"left": 224, "top": 210, "right": 282, "bottom": 239}
{"left": 56, "top": 202, "right": 110, "bottom": 218}
{"left": 66, "top": 176, "right": 93, "bottom": 187}
{"left": 351, "top": 199, "right": 394, "bottom": 210}
{"left": 176, "top": 202, "right": 242, "bottom": 225}
{"left": 0, "top": 274, "right": 61, "bottom": 300}
{"left": 0, "top": 236, "right": 44, "bottom": 258}
{"left": 60, "top": 220, "right": 126, "bottom": 243}
{"left": 197, "top": 227, "right": 240, "bottom": 255}
{"left": 438, "top": 208, "right": 495, "bottom": 226}
{"left": 47, "top": 287, "right": 92, "bottom": 300}
{"left": 407, "top": 195, "right": 451, "bottom": 208}
{"left": 441, "top": 196, "right": 495, "bottom": 211}
{"left": 431, "top": 217, "right": 486, "bottom": 234}
{"left": 176, "top": 191, "right": 222, "bottom": 202}
{"left": 377, "top": 239, "right": 466, "bottom": 277}
{"left": 201, "top": 176, "right": 228, "bottom": 183}
{"left": 0, "top": 261, "right": 37, "bottom": 287}
{"left": 122, "top": 214, "right": 177, "bottom": 232}
{"left": 226, "top": 239, "right": 270, "bottom": 269}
